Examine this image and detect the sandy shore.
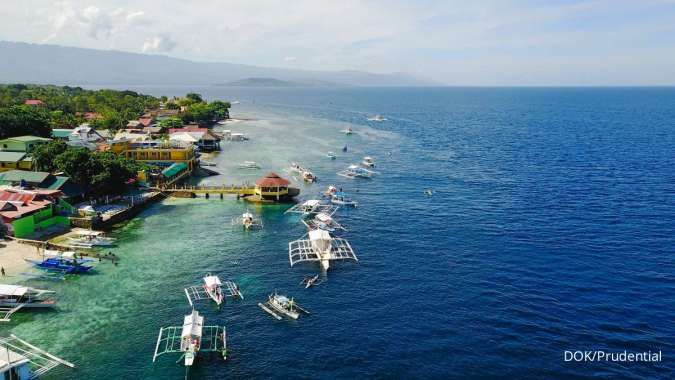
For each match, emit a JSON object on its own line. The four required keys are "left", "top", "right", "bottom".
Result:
{"left": 0, "top": 240, "right": 41, "bottom": 280}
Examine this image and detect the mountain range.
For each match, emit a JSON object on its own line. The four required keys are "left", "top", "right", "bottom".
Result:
{"left": 0, "top": 41, "right": 436, "bottom": 87}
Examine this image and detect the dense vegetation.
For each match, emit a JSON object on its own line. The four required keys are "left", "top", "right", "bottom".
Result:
{"left": 31, "top": 140, "right": 145, "bottom": 196}
{"left": 0, "top": 84, "right": 230, "bottom": 137}
{"left": 0, "top": 84, "right": 160, "bottom": 138}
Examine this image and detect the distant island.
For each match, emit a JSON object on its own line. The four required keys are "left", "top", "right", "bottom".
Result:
{"left": 0, "top": 41, "right": 438, "bottom": 87}
{"left": 216, "top": 77, "right": 342, "bottom": 87}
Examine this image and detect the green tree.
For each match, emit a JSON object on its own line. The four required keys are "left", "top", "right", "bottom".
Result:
{"left": 159, "top": 117, "right": 184, "bottom": 129}
{"left": 31, "top": 140, "right": 68, "bottom": 172}
{"left": 185, "top": 93, "right": 203, "bottom": 104}
{"left": 0, "top": 105, "right": 52, "bottom": 138}
{"left": 54, "top": 148, "right": 93, "bottom": 186}
{"left": 208, "top": 100, "right": 230, "bottom": 120}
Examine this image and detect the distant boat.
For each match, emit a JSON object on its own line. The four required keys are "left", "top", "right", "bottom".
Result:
{"left": 361, "top": 156, "right": 375, "bottom": 168}
{"left": 238, "top": 161, "right": 261, "bottom": 169}
{"left": 326, "top": 152, "right": 337, "bottom": 160}
{"left": 342, "top": 127, "right": 353, "bottom": 135}
{"left": 258, "top": 292, "right": 310, "bottom": 320}
{"left": 337, "top": 165, "right": 376, "bottom": 179}
{"left": 330, "top": 192, "right": 358, "bottom": 207}
{"left": 342, "top": 145, "right": 348, "bottom": 152}
{"left": 367, "top": 114, "right": 387, "bottom": 122}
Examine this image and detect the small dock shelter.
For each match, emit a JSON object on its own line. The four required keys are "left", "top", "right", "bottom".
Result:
{"left": 249, "top": 172, "right": 299, "bottom": 203}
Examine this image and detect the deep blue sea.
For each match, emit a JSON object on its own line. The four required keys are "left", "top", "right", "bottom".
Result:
{"left": 4, "top": 87, "right": 675, "bottom": 379}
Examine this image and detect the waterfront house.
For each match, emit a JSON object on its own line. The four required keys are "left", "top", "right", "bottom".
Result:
{"left": 0, "top": 188, "right": 72, "bottom": 238}
{"left": 0, "top": 170, "right": 84, "bottom": 200}
{"left": 0, "top": 152, "right": 33, "bottom": 172}
{"left": 168, "top": 128, "right": 221, "bottom": 151}
{"left": 0, "top": 136, "right": 51, "bottom": 153}
{"left": 108, "top": 140, "right": 197, "bottom": 171}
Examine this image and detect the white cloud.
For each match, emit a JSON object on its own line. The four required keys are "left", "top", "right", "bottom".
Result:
{"left": 142, "top": 34, "right": 177, "bottom": 53}
{"left": 4, "top": 0, "right": 675, "bottom": 84}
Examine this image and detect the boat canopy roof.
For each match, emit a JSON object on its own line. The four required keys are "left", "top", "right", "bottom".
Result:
{"left": 0, "top": 346, "right": 29, "bottom": 368}
{"left": 315, "top": 213, "right": 332, "bottom": 223}
{"left": 203, "top": 275, "right": 222, "bottom": 287}
{"left": 0, "top": 284, "right": 28, "bottom": 297}
{"left": 75, "top": 230, "right": 104, "bottom": 237}
{"left": 304, "top": 199, "right": 321, "bottom": 207}
{"left": 182, "top": 310, "right": 204, "bottom": 339}
{"left": 309, "top": 229, "right": 331, "bottom": 242}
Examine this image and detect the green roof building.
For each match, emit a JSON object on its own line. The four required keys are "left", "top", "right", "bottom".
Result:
{"left": 0, "top": 170, "right": 84, "bottom": 200}
{"left": 0, "top": 136, "right": 51, "bottom": 153}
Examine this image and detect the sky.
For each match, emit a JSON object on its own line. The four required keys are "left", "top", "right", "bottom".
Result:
{"left": 2, "top": 0, "right": 675, "bottom": 85}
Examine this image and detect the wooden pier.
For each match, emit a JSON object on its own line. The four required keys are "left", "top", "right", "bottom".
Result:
{"left": 154, "top": 184, "right": 257, "bottom": 197}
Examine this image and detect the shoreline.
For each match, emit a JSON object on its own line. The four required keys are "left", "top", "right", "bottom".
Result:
{"left": 0, "top": 239, "right": 42, "bottom": 281}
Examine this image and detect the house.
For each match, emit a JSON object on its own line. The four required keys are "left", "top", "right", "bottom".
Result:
{"left": 138, "top": 116, "right": 155, "bottom": 128}
{"left": 0, "top": 188, "right": 72, "bottom": 238}
{"left": 51, "top": 125, "right": 106, "bottom": 150}
{"left": 23, "top": 99, "right": 44, "bottom": 106}
{"left": 75, "top": 111, "right": 103, "bottom": 121}
{"left": 113, "top": 129, "right": 151, "bottom": 142}
{"left": 0, "top": 170, "right": 84, "bottom": 200}
{"left": 168, "top": 128, "right": 221, "bottom": 151}
{"left": 108, "top": 140, "right": 197, "bottom": 170}
{"left": 0, "top": 136, "right": 51, "bottom": 152}
{"left": 0, "top": 152, "right": 33, "bottom": 172}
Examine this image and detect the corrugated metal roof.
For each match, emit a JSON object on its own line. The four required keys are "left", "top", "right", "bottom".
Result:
{"left": 161, "top": 162, "right": 188, "bottom": 178}
{"left": 0, "top": 152, "right": 27, "bottom": 162}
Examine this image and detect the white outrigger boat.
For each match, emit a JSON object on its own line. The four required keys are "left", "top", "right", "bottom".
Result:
{"left": 0, "top": 335, "right": 74, "bottom": 379}
{"left": 231, "top": 211, "right": 263, "bottom": 230}
{"left": 67, "top": 230, "right": 116, "bottom": 248}
{"left": 341, "top": 127, "right": 354, "bottom": 135}
{"left": 285, "top": 199, "right": 337, "bottom": 217}
{"left": 238, "top": 161, "right": 260, "bottom": 169}
{"left": 302, "top": 212, "right": 345, "bottom": 232}
{"left": 153, "top": 310, "right": 226, "bottom": 367}
{"left": 289, "top": 162, "right": 317, "bottom": 183}
{"left": 367, "top": 114, "right": 387, "bottom": 122}
{"left": 0, "top": 284, "right": 57, "bottom": 322}
{"left": 326, "top": 152, "right": 337, "bottom": 160}
{"left": 300, "top": 274, "right": 323, "bottom": 288}
{"left": 185, "top": 275, "right": 243, "bottom": 307}
{"left": 330, "top": 191, "right": 358, "bottom": 207}
{"left": 288, "top": 229, "right": 358, "bottom": 271}
{"left": 258, "top": 292, "right": 310, "bottom": 320}
{"left": 361, "top": 156, "right": 375, "bottom": 167}
{"left": 337, "top": 164, "right": 376, "bottom": 179}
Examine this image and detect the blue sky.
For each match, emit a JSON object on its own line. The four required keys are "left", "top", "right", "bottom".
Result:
{"left": 1, "top": 0, "right": 675, "bottom": 85}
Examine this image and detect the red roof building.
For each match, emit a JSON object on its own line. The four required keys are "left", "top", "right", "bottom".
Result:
{"left": 256, "top": 172, "right": 291, "bottom": 187}
{"left": 24, "top": 99, "right": 44, "bottom": 106}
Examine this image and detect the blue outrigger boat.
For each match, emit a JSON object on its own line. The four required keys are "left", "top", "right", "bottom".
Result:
{"left": 25, "top": 258, "right": 93, "bottom": 274}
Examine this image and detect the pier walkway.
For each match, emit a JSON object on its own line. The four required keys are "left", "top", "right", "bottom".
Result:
{"left": 152, "top": 184, "right": 257, "bottom": 196}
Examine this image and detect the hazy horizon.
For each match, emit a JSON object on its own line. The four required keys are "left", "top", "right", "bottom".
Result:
{"left": 2, "top": 1, "right": 675, "bottom": 86}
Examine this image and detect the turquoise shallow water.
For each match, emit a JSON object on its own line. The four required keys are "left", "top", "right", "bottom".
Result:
{"left": 2, "top": 87, "right": 675, "bottom": 379}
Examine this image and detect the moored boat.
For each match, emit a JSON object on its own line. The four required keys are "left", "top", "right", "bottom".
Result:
{"left": 238, "top": 161, "right": 260, "bottom": 169}
{"left": 258, "top": 292, "right": 309, "bottom": 320}
{"left": 361, "top": 156, "right": 375, "bottom": 167}
{"left": 0, "top": 284, "right": 57, "bottom": 309}
{"left": 330, "top": 192, "right": 358, "bottom": 207}
{"left": 337, "top": 164, "right": 376, "bottom": 179}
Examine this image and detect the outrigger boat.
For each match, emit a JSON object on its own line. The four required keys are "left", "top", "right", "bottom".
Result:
{"left": 342, "top": 127, "right": 353, "bottom": 135}
{"left": 302, "top": 212, "right": 345, "bottom": 232}
{"left": 288, "top": 229, "right": 358, "bottom": 271}
{"left": 185, "top": 275, "right": 243, "bottom": 307}
{"left": 367, "top": 114, "right": 387, "bottom": 122}
{"left": 153, "top": 310, "right": 226, "bottom": 367}
{"left": 290, "top": 162, "right": 317, "bottom": 183}
{"left": 25, "top": 258, "right": 93, "bottom": 274}
{"left": 326, "top": 152, "right": 337, "bottom": 160}
{"left": 231, "top": 211, "right": 263, "bottom": 230}
{"left": 67, "top": 230, "right": 116, "bottom": 248}
{"left": 285, "top": 199, "right": 337, "bottom": 217}
{"left": 0, "top": 335, "right": 74, "bottom": 379}
{"left": 258, "top": 292, "right": 310, "bottom": 320}
{"left": 0, "top": 285, "right": 57, "bottom": 322}
{"left": 238, "top": 161, "right": 261, "bottom": 169}
{"left": 361, "top": 156, "right": 375, "bottom": 167}
{"left": 330, "top": 191, "right": 358, "bottom": 207}
{"left": 337, "top": 164, "right": 376, "bottom": 179}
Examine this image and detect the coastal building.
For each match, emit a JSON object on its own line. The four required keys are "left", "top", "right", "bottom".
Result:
{"left": 0, "top": 136, "right": 51, "bottom": 152}
{"left": 0, "top": 170, "right": 84, "bottom": 200}
{"left": 75, "top": 111, "right": 103, "bottom": 121}
{"left": 108, "top": 140, "right": 197, "bottom": 171}
{"left": 0, "top": 152, "right": 33, "bottom": 172}
{"left": 168, "top": 128, "right": 221, "bottom": 151}
{"left": 113, "top": 129, "right": 151, "bottom": 142}
{"left": 249, "top": 172, "right": 299, "bottom": 202}
{"left": 0, "top": 188, "right": 72, "bottom": 238}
